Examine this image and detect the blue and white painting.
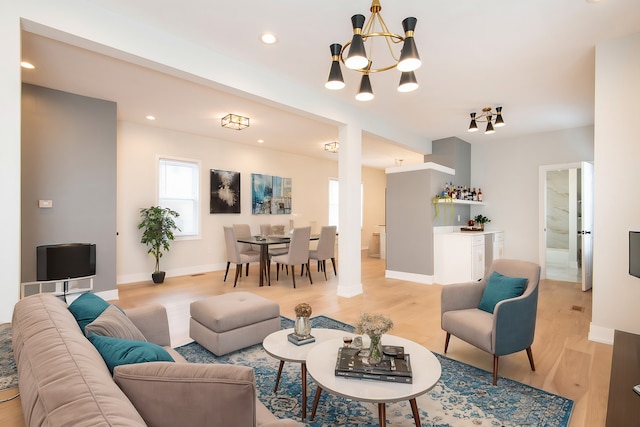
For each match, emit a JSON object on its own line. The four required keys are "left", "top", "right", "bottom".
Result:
{"left": 252, "top": 173, "right": 273, "bottom": 214}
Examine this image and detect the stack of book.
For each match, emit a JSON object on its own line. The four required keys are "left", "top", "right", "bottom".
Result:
{"left": 334, "top": 345, "right": 413, "bottom": 383}
{"left": 287, "top": 332, "right": 315, "bottom": 346}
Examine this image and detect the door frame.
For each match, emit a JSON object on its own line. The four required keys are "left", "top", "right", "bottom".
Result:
{"left": 538, "top": 162, "right": 582, "bottom": 280}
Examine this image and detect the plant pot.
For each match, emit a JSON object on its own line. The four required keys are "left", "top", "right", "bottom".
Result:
{"left": 152, "top": 271, "right": 166, "bottom": 284}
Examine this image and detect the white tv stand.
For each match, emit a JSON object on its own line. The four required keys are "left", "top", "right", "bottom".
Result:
{"left": 20, "top": 275, "right": 94, "bottom": 299}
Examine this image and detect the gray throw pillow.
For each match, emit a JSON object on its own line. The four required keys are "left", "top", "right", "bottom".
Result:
{"left": 85, "top": 304, "right": 147, "bottom": 342}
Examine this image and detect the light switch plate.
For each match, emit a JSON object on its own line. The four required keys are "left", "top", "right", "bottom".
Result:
{"left": 38, "top": 200, "right": 53, "bottom": 208}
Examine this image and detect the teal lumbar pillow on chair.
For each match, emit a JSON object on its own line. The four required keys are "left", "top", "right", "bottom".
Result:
{"left": 478, "top": 271, "right": 528, "bottom": 314}
{"left": 88, "top": 334, "right": 175, "bottom": 374}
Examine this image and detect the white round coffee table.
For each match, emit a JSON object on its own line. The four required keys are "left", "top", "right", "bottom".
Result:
{"left": 306, "top": 334, "right": 441, "bottom": 427}
{"left": 263, "top": 328, "right": 353, "bottom": 420}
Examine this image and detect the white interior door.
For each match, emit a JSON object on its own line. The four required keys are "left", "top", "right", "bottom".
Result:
{"left": 580, "top": 161, "right": 594, "bottom": 291}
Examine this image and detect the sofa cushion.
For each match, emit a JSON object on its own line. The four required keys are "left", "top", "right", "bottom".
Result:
{"left": 478, "top": 271, "right": 528, "bottom": 314}
{"left": 114, "top": 362, "right": 258, "bottom": 427}
{"left": 88, "top": 334, "right": 174, "bottom": 374}
{"left": 68, "top": 292, "right": 111, "bottom": 332}
{"left": 85, "top": 305, "right": 147, "bottom": 341}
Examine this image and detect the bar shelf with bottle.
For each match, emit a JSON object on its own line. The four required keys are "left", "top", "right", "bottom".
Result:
{"left": 436, "top": 199, "right": 484, "bottom": 205}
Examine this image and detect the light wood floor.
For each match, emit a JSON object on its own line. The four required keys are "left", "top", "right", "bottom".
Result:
{"left": 0, "top": 253, "right": 612, "bottom": 426}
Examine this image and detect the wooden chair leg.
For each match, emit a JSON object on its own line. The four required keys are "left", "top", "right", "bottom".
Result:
{"left": 444, "top": 332, "right": 451, "bottom": 353}
{"left": 307, "top": 262, "right": 313, "bottom": 284}
{"left": 526, "top": 346, "right": 536, "bottom": 371}
{"left": 322, "top": 260, "right": 327, "bottom": 280}
{"left": 330, "top": 257, "right": 337, "bottom": 275}
{"left": 291, "top": 265, "right": 296, "bottom": 288}
{"left": 233, "top": 264, "right": 241, "bottom": 287}
{"left": 276, "top": 263, "right": 280, "bottom": 281}
{"left": 224, "top": 262, "right": 230, "bottom": 281}
{"left": 493, "top": 356, "right": 499, "bottom": 386}
{"left": 245, "top": 263, "right": 249, "bottom": 276}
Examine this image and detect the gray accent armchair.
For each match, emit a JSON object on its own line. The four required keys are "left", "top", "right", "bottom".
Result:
{"left": 441, "top": 258, "right": 541, "bottom": 385}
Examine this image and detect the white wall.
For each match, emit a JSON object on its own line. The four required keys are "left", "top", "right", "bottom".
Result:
{"left": 591, "top": 32, "right": 640, "bottom": 342}
{"left": 117, "top": 121, "right": 385, "bottom": 283}
{"left": 470, "top": 126, "right": 594, "bottom": 263}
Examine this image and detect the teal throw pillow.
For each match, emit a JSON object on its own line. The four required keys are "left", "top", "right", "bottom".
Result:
{"left": 68, "top": 292, "right": 111, "bottom": 332}
{"left": 478, "top": 271, "right": 528, "bottom": 314}
{"left": 88, "top": 334, "right": 175, "bottom": 374}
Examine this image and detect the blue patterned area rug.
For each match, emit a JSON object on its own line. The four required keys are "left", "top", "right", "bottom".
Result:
{"left": 176, "top": 316, "right": 573, "bottom": 427}
{"left": 0, "top": 323, "right": 18, "bottom": 391}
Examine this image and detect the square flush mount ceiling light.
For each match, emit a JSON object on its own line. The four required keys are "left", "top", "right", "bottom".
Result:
{"left": 221, "top": 113, "right": 250, "bottom": 130}
{"left": 324, "top": 141, "right": 339, "bottom": 153}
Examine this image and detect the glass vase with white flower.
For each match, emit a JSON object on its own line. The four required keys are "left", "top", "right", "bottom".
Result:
{"left": 354, "top": 312, "right": 394, "bottom": 364}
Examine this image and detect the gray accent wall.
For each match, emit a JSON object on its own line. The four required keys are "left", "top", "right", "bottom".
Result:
{"left": 21, "top": 84, "right": 117, "bottom": 292}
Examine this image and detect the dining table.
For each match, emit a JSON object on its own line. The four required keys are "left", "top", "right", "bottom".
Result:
{"left": 236, "top": 234, "right": 319, "bottom": 286}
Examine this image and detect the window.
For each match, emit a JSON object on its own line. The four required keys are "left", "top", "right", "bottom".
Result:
{"left": 158, "top": 158, "right": 199, "bottom": 237}
{"left": 328, "top": 178, "right": 363, "bottom": 231}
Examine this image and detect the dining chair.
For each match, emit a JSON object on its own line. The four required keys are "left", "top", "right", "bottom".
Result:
{"left": 232, "top": 224, "right": 261, "bottom": 275}
{"left": 261, "top": 224, "right": 289, "bottom": 257}
{"left": 308, "top": 225, "right": 337, "bottom": 280}
{"left": 269, "top": 226, "right": 312, "bottom": 288}
{"left": 223, "top": 226, "right": 261, "bottom": 287}
{"left": 441, "top": 258, "right": 541, "bottom": 385}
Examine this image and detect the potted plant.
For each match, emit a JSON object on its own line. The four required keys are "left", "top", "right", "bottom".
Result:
{"left": 138, "top": 206, "right": 180, "bottom": 283}
{"left": 473, "top": 214, "right": 491, "bottom": 231}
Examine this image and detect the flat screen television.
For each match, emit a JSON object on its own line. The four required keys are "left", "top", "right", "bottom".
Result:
{"left": 36, "top": 243, "right": 96, "bottom": 282}
{"left": 629, "top": 232, "right": 640, "bottom": 278}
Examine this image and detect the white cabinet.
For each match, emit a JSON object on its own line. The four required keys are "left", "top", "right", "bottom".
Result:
{"left": 434, "top": 231, "right": 504, "bottom": 285}
{"left": 434, "top": 233, "right": 485, "bottom": 284}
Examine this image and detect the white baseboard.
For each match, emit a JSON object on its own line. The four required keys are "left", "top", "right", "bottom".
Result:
{"left": 385, "top": 270, "right": 434, "bottom": 284}
{"left": 117, "top": 263, "right": 221, "bottom": 285}
{"left": 588, "top": 323, "right": 615, "bottom": 345}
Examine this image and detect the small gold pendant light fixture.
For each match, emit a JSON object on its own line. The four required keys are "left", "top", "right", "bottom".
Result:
{"left": 468, "top": 107, "right": 505, "bottom": 134}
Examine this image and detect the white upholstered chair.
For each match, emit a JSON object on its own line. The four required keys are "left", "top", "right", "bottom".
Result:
{"left": 269, "top": 226, "right": 312, "bottom": 288}
{"left": 232, "top": 224, "right": 261, "bottom": 276}
{"left": 308, "top": 225, "right": 337, "bottom": 280}
{"left": 223, "top": 226, "right": 260, "bottom": 287}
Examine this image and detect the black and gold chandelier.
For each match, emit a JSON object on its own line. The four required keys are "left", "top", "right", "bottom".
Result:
{"left": 325, "top": 0, "right": 421, "bottom": 101}
{"left": 468, "top": 107, "right": 505, "bottom": 134}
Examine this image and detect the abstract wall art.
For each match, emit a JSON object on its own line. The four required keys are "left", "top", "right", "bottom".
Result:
{"left": 210, "top": 169, "right": 241, "bottom": 214}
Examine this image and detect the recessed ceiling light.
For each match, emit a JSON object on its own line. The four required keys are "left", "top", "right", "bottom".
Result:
{"left": 258, "top": 139, "right": 264, "bottom": 144}
{"left": 145, "top": 115, "right": 156, "bottom": 120}
{"left": 21, "top": 61, "right": 35, "bottom": 69}
{"left": 260, "top": 32, "right": 278, "bottom": 45}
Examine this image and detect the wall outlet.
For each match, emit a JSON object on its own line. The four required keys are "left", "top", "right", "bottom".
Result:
{"left": 38, "top": 200, "right": 53, "bottom": 208}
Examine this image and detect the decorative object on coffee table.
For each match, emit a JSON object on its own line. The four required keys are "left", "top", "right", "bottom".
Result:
{"left": 289, "top": 302, "right": 315, "bottom": 345}
{"left": 355, "top": 312, "right": 393, "bottom": 364}
{"left": 293, "top": 303, "right": 312, "bottom": 339}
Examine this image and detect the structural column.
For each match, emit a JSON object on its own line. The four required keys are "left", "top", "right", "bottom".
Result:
{"left": 337, "top": 124, "right": 363, "bottom": 297}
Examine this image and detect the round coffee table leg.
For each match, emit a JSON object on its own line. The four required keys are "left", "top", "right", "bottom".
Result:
{"left": 311, "top": 385, "right": 323, "bottom": 421}
{"left": 301, "top": 363, "right": 307, "bottom": 419}
{"left": 378, "top": 403, "right": 386, "bottom": 427}
{"left": 273, "top": 360, "right": 284, "bottom": 393}
{"left": 409, "top": 398, "right": 422, "bottom": 427}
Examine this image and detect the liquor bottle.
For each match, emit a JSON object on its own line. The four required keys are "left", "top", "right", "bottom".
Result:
{"left": 478, "top": 188, "right": 483, "bottom": 202}
{"left": 472, "top": 187, "right": 477, "bottom": 201}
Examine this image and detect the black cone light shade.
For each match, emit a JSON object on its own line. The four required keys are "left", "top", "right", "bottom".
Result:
{"left": 494, "top": 106, "right": 505, "bottom": 127}
{"left": 398, "top": 71, "right": 418, "bottom": 92}
{"left": 325, "top": 44, "right": 345, "bottom": 90}
{"left": 468, "top": 113, "right": 478, "bottom": 132}
{"left": 345, "top": 14, "right": 368, "bottom": 70}
{"left": 356, "top": 74, "right": 374, "bottom": 101}
{"left": 398, "top": 17, "right": 421, "bottom": 72}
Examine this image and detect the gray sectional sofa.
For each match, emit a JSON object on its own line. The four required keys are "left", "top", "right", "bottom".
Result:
{"left": 12, "top": 293, "right": 299, "bottom": 427}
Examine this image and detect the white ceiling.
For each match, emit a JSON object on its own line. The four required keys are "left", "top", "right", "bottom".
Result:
{"left": 19, "top": 0, "right": 640, "bottom": 169}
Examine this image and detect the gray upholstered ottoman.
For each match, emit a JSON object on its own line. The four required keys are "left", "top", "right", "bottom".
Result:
{"left": 189, "top": 292, "right": 280, "bottom": 356}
